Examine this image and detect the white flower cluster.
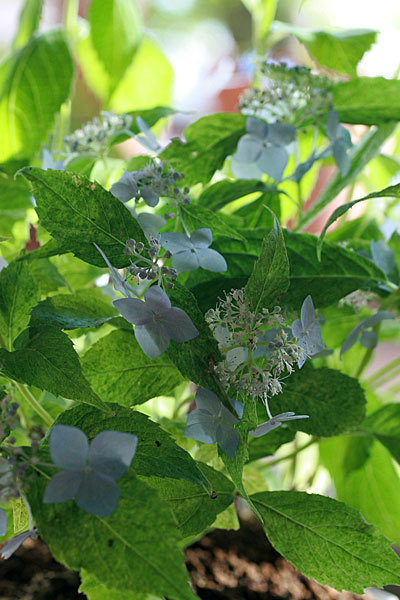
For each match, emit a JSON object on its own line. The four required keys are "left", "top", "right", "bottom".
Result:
{"left": 205, "top": 289, "right": 306, "bottom": 401}
{"left": 239, "top": 63, "right": 333, "bottom": 128}
{"left": 64, "top": 111, "right": 132, "bottom": 154}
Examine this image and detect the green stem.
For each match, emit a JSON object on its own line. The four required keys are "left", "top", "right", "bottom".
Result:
{"left": 64, "top": 0, "right": 79, "bottom": 35}
{"left": 266, "top": 437, "right": 318, "bottom": 467}
{"left": 15, "top": 383, "right": 53, "bottom": 427}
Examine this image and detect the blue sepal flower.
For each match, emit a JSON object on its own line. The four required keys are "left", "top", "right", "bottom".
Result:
{"left": 291, "top": 295, "right": 325, "bottom": 365}
{"left": 0, "top": 508, "right": 7, "bottom": 537}
{"left": 113, "top": 285, "right": 199, "bottom": 359}
{"left": 160, "top": 228, "right": 227, "bottom": 273}
{"left": 110, "top": 170, "right": 138, "bottom": 203}
{"left": 183, "top": 388, "right": 239, "bottom": 457}
{"left": 44, "top": 425, "right": 138, "bottom": 517}
{"left": 249, "top": 412, "right": 309, "bottom": 438}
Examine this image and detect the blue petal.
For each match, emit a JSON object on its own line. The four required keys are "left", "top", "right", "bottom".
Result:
{"left": 216, "top": 423, "right": 239, "bottom": 457}
{"left": 162, "top": 307, "right": 199, "bottom": 342}
{"left": 326, "top": 110, "right": 340, "bottom": 141}
{"left": 229, "top": 397, "right": 244, "bottom": 419}
{"left": 333, "top": 138, "right": 350, "bottom": 176}
{"left": 197, "top": 248, "right": 227, "bottom": 272}
{"left": 44, "top": 470, "right": 84, "bottom": 503}
{"left": 183, "top": 422, "right": 217, "bottom": 445}
{"left": 49, "top": 425, "right": 88, "bottom": 470}
{"left": 340, "top": 323, "right": 363, "bottom": 357}
{"left": 219, "top": 404, "right": 239, "bottom": 425}
{"left": 144, "top": 285, "right": 171, "bottom": 313}
{"left": 172, "top": 250, "right": 199, "bottom": 273}
{"left": 190, "top": 228, "right": 212, "bottom": 249}
{"left": 160, "top": 232, "right": 193, "bottom": 254}
{"left": 300, "top": 295, "right": 314, "bottom": 330}
{"left": 113, "top": 298, "right": 153, "bottom": 325}
{"left": 291, "top": 319, "right": 303, "bottom": 339}
{"left": 76, "top": 471, "right": 120, "bottom": 517}
{"left": 256, "top": 145, "right": 288, "bottom": 182}
{"left": 235, "top": 135, "right": 263, "bottom": 163}
{"left": 246, "top": 117, "right": 269, "bottom": 140}
{"left": 135, "top": 322, "right": 170, "bottom": 359}
{"left": 186, "top": 411, "right": 216, "bottom": 426}
{"left": 304, "top": 321, "right": 325, "bottom": 355}
{"left": 360, "top": 329, "right": 378, "bottom": 350}
{"left": 267, "top": 123, "right": 296, "bottom": 146}
{"left": 0, "top": 508, "right": 7, "bottom": 536}
{"left": 140, "top": 187, "right": 159, "bottom": 207}
{"left": 195, "top": 388, "right": 222, "bottom": 416}
{"left": 249, "top": 420, "right": 282, "bottom": 437}
{"left": 89, "top": 431, "right": 138, "bottom": 480}
{"left": 0, "top": 530, "right": 34, "bottom": 560}
{"left": 231, "top": 157, "right": 264, "bottom": 180}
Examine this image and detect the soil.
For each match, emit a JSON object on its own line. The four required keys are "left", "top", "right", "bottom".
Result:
{"left": 0, "top": 518, "right": 392, "bottom": 600}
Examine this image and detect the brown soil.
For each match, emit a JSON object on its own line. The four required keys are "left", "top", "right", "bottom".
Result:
{"left": 0, "top": 518, "right": 385, "bottom": 600}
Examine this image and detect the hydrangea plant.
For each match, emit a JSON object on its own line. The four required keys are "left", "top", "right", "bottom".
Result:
{"left": 0, "top": 2, "right": 399, "bottom": 599}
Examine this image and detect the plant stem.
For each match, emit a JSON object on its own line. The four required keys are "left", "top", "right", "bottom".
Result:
{"left": 64, "top": 0, "right": 79, "bottom": 35}
{"left": 266, "top": 437, "right": 318, "bottom": 467}
{"left": 366, "top": 355, "right": 400, "bottom": 384}
{"left": 353, "top": 323, "right": 381, "bottom": 379}
{"left": 15, "top": 383, "right": 53, "bottom": 427}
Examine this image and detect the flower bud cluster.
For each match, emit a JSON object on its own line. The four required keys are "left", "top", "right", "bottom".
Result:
{"left": 64, "top": 111, "right": 132, "bottom": 154}
{"left": 338, "top": 290, "right": 376, "bottom": 311}
{"left": 131, "top": 159, "right": 191, "bottom": 211}
{"left": 239, "top": 63, "right": 333, "bottom": 128}
{"left": 0, "top": 395, "right": 42, "bottom": 502}
{"left": 205, "top": 289, "right": 306, "bottom": 401}
{"left": 124, "top": 238, "right": 178, "bottom": 289}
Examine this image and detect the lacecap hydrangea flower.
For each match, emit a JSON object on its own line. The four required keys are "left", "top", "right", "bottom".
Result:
{"left": 183, "top": 388, "right": 240, "bottom": 457}
{"left": 160, "top": 228, "right": 227, "bottom": 273}
{"left": 114, "top": 285, "right": 198, "bottom": 359}
{"left": 44, "top": 425, "right": 138, "bottom": 517}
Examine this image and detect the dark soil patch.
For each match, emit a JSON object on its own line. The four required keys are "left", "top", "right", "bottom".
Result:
{"left": 0, "top": 518, "right": 376, "bottom": 599}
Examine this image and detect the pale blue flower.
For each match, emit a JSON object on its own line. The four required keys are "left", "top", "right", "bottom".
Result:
{"left": 44, "top": 425, "right": 138, "bottom": 517}
{"left": 183, "top": 388, "right": 240, "bottom": 457}
{"left": 160, "top": 229, "right": 227, "bottom": 273}
{"left": 110, "top": 170, "right": 138, "bottom": 203}
{"left": 249, "top": 412, "right": 309, "bottom": 437}
{"left": 113, "top": 285, "right": 199, "bottom": 359}
{"left": 340, "top": 310, "right": 394, "bottom": 356}
{"left": 291, "top": 295, "right": 325, "bottom": 366}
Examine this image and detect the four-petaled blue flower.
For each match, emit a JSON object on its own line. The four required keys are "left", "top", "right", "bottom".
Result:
{"left": 291, "top": 295, "right": 325, "bottom": 366}
{"left": 183, "top": 388, "right": 240, "bottom": 457}
{"left": 44, "top": 425, "right": 138, "bottom": 517}
{"left": 160, "top": 229, "right": 227, "bottom": 273}
{"left": 249, "top": 412, "right": 309, "bottom": 437}
{"left": 114, "top": 285, "right": 199, "bottom": 359}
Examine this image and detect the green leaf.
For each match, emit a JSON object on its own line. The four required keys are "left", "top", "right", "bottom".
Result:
{"left": 141, "top": 463, "right": 235, "bottom": 538}
{"left": 79, "top": 571, "right": 156, "bottom": 600}
{"left": 0, "top": 260, "right": 40, "bottom": 350}
{"left": 109, "top": 37, "right": 173, "bottom": 113}
{"left": 13, "top": 0, "right": 42, "bottom": 49}
{"left": 19, "top": 167, "right": 146, "bottom": 267}
{"left": 334, "top": 77, "right": 400, "bottom": 125}
{"left": 28, "top": 472, "right": 196, "bottom": 600}
{"left": 12, "top": 496, "right": 29, "bottom": 535}
{"left": 251, "top": 490, "right": 400, "bottom": 593}
{"left": 166, "top": 282, "right": 224, "bottom": 397}
{"left": 29, "top": 258, "right": 69, "bottom": 295}
{"left": 245, "top": 214, "right": 289, "bottom": 313}
{"left": 30, "top": 289, "right": 118, "bottom": 330}
{"left": 360, "top": 403, "right": 400, "bottom": 464}
{"left": 318, "top": 183, "right": 400, "bottom": 257}
{"left": 0, "top": 172, "right": 31, "bottom": 210}
{"left": 283, "top": 230, "right": 388, "bottom": 308}
{"left": 269, "top": 364, "right": 366, "bottom": 437}
{"left": 320, "top": 437, "right": 400, "bottom": 544}
{"left": 161, "top": 113, "right": 246, "bottom": 186}
{"left": 89, "top": 0, "right": 142, "bottom": 99}
{"left": 0, "top": 327, "right": 107, "bottom": 411}
{"left": 180, "top": 203, "right": 244, "bottom": 241}
{"left": 247, "top": 427, "right": 295, "bottom": 463}
{"left": 54, "top": 402, "right": 210, "bottom": 489}
{"left": 81, "top": 329, "right": 183, "bottom": 405}
{"left": 272, "top": 22, "right": 377, "bottom": 77}
{"left": 127, "top": 106, "right": 176, "bottom": 133}
{"left": 198, "top": 179, "right": 271, "bottom": 212}
{"left": 0, "top": 31, "right": 73, "bottom": 162}
{"left": 296, "top": 122, "right": 396, "bottom": 230}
